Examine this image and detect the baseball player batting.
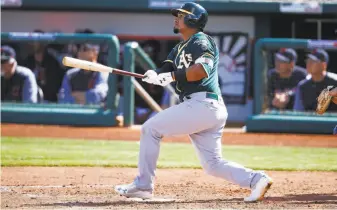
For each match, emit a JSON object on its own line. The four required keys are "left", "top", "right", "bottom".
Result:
{"left": 115, "top": 2, "right": 273, "bottom": 202}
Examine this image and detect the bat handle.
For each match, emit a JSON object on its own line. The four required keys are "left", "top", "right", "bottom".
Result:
{"left": 113, "top": 69, "right": 144, "bottom": 78}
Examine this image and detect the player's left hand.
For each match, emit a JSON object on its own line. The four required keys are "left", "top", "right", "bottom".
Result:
{"left": 272, "top": 92, "right": 289, "bottom": 109}
{"left": 72, "top": 91, "right": 86, "bottom": 105}
{"left": 316, "top": 86, "right": 334, "bottom": 115}
{"left": 142, "top": 70, "right": 158, "bottom": 84}
{"left": 154, "top": 72, "right": 174, "bottom": 87}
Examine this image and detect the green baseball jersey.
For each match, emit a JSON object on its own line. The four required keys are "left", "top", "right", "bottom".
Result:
{"left": 165, "top": 32, "right": 221, "bottom": 98}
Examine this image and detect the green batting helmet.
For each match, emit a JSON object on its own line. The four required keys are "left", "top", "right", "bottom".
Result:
{"left": 171, "top": 2, "right": 208, "bottom": 31}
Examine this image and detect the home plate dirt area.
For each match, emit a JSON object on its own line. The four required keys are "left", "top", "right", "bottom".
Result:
{"left": 2, "top": 168, "right": 337, "bottom": 209}
{"left": 1, "top": 124, "right": 337, "bottom": 209}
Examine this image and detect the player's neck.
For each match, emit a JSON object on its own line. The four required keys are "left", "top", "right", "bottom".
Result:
{"left": 311, "top": 71, "right": 326, "bottom": 82}
{"left": 279, "top": 70, "right": 292, "bottom": 78}
{"left": 181, "top": 30, "right": 199, "bottom": 41}
{"left": 4, "top": 62, "right": 17, "bottom": 79}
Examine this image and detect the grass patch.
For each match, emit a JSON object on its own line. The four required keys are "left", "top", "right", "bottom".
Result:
{"left": 1, "top": 137, "right": 337, "bottom": 171}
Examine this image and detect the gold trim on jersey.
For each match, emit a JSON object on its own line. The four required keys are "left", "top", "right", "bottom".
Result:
{"left": 175, "top": 40, "right": 191, "bottom": 64}
{"left": 163, "top": 60, "right": 173, "bottom": 63}
{"left": 201, "top": 52, "right": 214, "bottom": 58}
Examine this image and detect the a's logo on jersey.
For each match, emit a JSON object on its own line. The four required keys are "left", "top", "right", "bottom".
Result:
{"left": 177, "top": 50, "right": 192, "bottom": 69}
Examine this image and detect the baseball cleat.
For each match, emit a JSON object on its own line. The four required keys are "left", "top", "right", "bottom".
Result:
{"left": 114, "top": 182, "right": 153, "bottom": 200}
{"left": 244, "top": 175, "right": 273, "bottom": 202}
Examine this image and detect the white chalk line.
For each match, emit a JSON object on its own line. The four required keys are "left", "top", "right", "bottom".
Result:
{"left": 2, "top": 185, "right": 179, "bottom": 203}
{"left": 1, "top": 184, "right": 116, "bottom": 191}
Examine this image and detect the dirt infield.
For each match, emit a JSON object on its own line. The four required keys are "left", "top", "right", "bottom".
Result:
{"left": 2, "top": 123, "right": 337, "bottom": 209}
{"left": 2, "top": 168, "right": 337, "bottom": 209}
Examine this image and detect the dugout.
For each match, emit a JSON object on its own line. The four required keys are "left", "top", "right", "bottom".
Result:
{"left": 1, "top": 32, "right": 176, "bottom": 127}
{"left": 246, "top": 38, "right": 337, "bottom": 134}
{"left": 1, "top": 33, "right": 121, "bottom": 126}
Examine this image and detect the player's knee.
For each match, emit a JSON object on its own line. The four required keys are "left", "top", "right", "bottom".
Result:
{"left": 141, "top": 122, "right": 151, "bottom": 135}
{"left": 141, "top": 119, "right": 162, "bottom": 139}
{"left": 141, "top": 119, "right": 154, "bottom": 134}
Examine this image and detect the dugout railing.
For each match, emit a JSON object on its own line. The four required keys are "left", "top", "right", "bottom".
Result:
{"left": 246, "top": 38, "right": 337, "bottom": 134}
{"left": 122, "top": 42, "right": 178, "bottom": 127}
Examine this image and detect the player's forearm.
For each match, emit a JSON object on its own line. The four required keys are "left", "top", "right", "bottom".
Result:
{"left": 86, "top": 84, "right": 108, "bottom": 104}
{"left": 22, "top": 77, "right": 38, "bottom": 103}
{"left": 329, "top": 87, "right": 337, "bottom": 105}
{"left": 293, "top": 89, "right": 304, "bottom": 111}
{"left": 329, "top": 87, "right": 337, "bottom": 97}
{"left": 172, "top": 64, "right": 207, "bottom": 82}
{"left": 155, "top": 62, "right": 174, "bottom": 74}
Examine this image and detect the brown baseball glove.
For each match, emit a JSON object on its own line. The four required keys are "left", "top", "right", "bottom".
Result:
{"left": 316, "top": 86, "right": 334, "bottom": 115}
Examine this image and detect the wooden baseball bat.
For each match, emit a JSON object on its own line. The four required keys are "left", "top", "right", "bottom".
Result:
{"left": 62, "top": 56, "right": 144, "bottom": 78}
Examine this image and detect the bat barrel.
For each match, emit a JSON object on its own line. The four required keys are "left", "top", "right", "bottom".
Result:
{"left": 62, "top": 56, "right": 144, "bottom": 78}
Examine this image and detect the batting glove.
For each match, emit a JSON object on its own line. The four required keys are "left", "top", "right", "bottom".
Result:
{"left": 154, "top": 72, "right": 174, "bottom": 87}
{"left": 142, "top": 70, "right": 158, "bottom": 84}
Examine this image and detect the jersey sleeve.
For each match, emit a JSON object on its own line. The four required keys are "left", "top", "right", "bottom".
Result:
{"left": 293, "top": 84, "right": 305, "bottom": 111}
{"left": 163, "top": 44, "right": 179, "bottom": 64}
{"left": 85, "top": 72, "right": 109, "bottom": 104}
{"left": 22, "top": 73, "right": 38, "bottom": 103}
{"left": 191, "top": 38, "right": 215, "bottom": 76}
{"left": 58, "top": 73, "right": 75, "bottom": 104}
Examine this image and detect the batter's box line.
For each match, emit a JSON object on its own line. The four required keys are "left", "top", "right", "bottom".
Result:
{"left": 1, "top": 184, "right": 118, "bottom": 190}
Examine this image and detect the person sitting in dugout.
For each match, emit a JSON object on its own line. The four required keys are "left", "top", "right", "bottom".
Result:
{"left": 293, "top": 49, "right": 337, "bottom": 112}
{"left": 267, "top": 48, "right": 307, "bottom": 110}
{"left": 58, "top": 43, "right": 109, "bottom": 105}
{"left": 1, "top": 45, "right": 39, "bottom": 103}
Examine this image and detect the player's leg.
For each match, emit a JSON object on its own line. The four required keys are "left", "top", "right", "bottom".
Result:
{"left": 115, "top": 97, "right": 227, "bottom": 198}
{"left": 137, "top": 99, "right": 228, "bottom": 188}
{"left": 189, "top": 122, "right": 273, "bottom": 202}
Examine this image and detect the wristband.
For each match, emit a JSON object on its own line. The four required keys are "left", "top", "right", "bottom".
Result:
{"left": 173, "top": 70, "right": 187, "bottom": 83}
{"left": 156, "top": 62, "right": 174, "bottom": 74}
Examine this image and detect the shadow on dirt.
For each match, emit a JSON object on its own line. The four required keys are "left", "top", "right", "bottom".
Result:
{"left": 266, "top": 193, "right": 337, "bottom": 204}
{"left": 24, "top": 194, "right": 337, "bottom": 208}
{"left": 25, "top": 197, "right": 243, "bottom": 207}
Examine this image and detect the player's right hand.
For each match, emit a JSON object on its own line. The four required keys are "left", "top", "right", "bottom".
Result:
{"left": 142, "top": 70, "right": 158, "bottom": 84}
